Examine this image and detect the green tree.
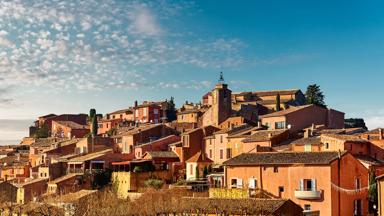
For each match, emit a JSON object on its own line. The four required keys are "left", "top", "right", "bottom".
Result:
{"left": 275, "top": 93, "right": 281, "bottom": 111}
{"left": 89, "top": 108, "right": 98, "bottom": 137}
{"left": 369, "top": 170, "right": 378, "bottom": 214}
{"left": 195, "top": 166, "right": 200, "bottom": 179}
{"left": 166, "top": 97, "right": 177, "bottom": 122}
{"left": 305, "top": 84, "right": 326, "bottom": 108}
{"left": 203, "top": 166, "right": 208, "bottom": 178}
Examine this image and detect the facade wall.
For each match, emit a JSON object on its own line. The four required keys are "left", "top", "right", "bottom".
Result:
{"left": 17, "top": 179, "right": 47, "bottom": 204}
{"left": 225, "top": 154, "right": 368, "bottom": 216}
{"left": 134, "top": 105, "right": 162, "bottom": 123}
{"left": 177, "top": 112, "right": 199, "bottom": 123}
{"left": 134, "top": 135, "right": 180, "bottom": 159}
{"left": 98, "top": 119, "right": 123, "bottom": 135}
{"left": 227, "top": 137, "right": 247, "bottom": 158}
{"left": 330, "top": 154, "right": 369, "bottom": 216}
{"left": 261, "top": 105, "right": 344, "bottom": 133}
{"left": 225, "top": 164, "right": 332, "bottom": 215}
{"left": 205, "top": 133, "right": 229, "bottom": 164}
{"left": 122, "top": 125, "right": 174, "bottom": 154}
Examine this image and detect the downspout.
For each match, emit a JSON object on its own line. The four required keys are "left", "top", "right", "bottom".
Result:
{"left": 338, "top": 157, "right": 341, "bottom": 216}
{"left": 260, "top": 166, "right": 263, "bottom": 191}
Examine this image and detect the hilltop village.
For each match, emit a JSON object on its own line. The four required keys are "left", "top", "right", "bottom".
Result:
{"left": 0, "top": 76, "right": 383, "bottom": 216}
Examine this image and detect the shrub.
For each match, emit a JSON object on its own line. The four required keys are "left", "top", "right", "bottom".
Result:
{"left": 144, "top": 179, "right": 164, "bottom": 189}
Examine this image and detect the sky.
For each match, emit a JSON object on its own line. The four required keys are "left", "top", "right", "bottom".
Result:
{"left": 0, "top": 0, "right": 384, "bottom": 144}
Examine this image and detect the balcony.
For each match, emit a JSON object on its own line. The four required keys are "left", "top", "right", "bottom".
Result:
{"left": 294, "top": 190, "right": 322, "bottom": 200}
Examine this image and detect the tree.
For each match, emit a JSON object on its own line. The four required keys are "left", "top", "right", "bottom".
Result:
{"left": 89, "top": 108, "right": 98, "bottom": 137}
{"left": 305, "top": 84, "right": 326, "bottom": 108}
{"left": 195, "top": 166, "right": 200, "bottom": 179}
{"left": 275, "top": 93, "right": 281, "bottom": 111}
{"left": 166, "top": 97, "right": 177, "bottom": 122}
{"left": 369, "top": 170, "right": 378, "bottom": 215}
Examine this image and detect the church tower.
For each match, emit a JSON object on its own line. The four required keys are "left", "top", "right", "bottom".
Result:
{"left": 211, "top": 72, "right": 232, "bottom": 126}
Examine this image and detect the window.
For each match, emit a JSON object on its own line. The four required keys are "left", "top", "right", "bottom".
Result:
{"left": 304, "top": 144, "right": 312, "bottom": 152}
{"left": 209, "top": 149, "right": 212, "bottom": 158}
{"left": 354, "top": 200, "right": 362, "bottom": 216}
{"left": 220, "top": 135, "right": 223, "bottom": 143}
{"left": 226, "top": 148, "right": 232, "bottom": 159}
{"left": 265, "top": 122, "right": 269, "bottom": 129}
{"left": 249, "top": 178, "right": 257, "bottom": 189}
{"left": 190, "top": 164, "right": 193, "bottom": 175}
{"left": 143, "top": 108, "right": 148, "bottom": 117}
{"left": 274, "top": 167, "right": 278, "bottom": 173}
{"left": 154, "top": 109, "right": 158, "bottom": 115}
{"left": 355, "top": 178, "right": 361, "bottom": 189}
{"left": 279, "top": 186, "right": 284, "bottom": 193}
{"left": 220, "top": 149, "right": 224, "bottom": 159}
{"left": 325, "top": 143, "right": 329, "bottom": 149}
{"left": 120, "top": 114, "right": 123, "bottom": 119}
{"left": 304, "top": 204, "right": 311, "bottom": 211}
{"left": 300, "top": 179, "right": 316, "bottom": 191}
{"left": 231, "top": 178, "right": 243, "bottom": 189}
{"left": 275, "top": 121, "right": 285, "bottom": 129}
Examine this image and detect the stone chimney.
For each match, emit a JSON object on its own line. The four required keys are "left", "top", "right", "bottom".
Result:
{"left": 380, "top": 128, "right": 383, "bottom": 140}
{"left": 134, "top": 100, "right": 138, "bottom": 108}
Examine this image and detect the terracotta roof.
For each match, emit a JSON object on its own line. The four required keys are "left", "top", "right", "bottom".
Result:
{"left": 68, "top": 149, "right": 113, "bottom": 163}
{"left": 252, "top": 89, "right": 301, "bottom": 97}
{"left": 181, "top": 197, "right": 301, "bottom": 214}
{"left": 48, "top": 173, "right": 82, "bottom": 184}
{"left": 54, "top": 121, "right": 89, "bottom": 129}
{"left": 109, "top": 108, "right": 133, "bottom": 115}
{"left": 242, "top": 130, "right": 287, "bottom": 143}
{"left": 214, "top": 124, "right": 255, "bottom": 135}
{"left": 177, "top": 109, "right": 201, "bottom": 115}
{"left": 144, "top": 151, "right": 179, "bottom": 159}
{"left": 291, "top": 137, "right": 321, "bottom": 145}
{"left": 260, "top": 105, "right": 313, "bottom": 118}
{"left": 321, "top": 134, "right": 369, "bottom": 142}
{"left": 38, "top": 114, "right": 57, "bottom": 119}
{"left": 53, "top": 190, "right": 98, "bottom": 203}
{"left": 354, "top": 155, "right": 383, "bottom": 166}
{"left": 13, "top": 178, "right": 47, "bottom": 187}
{"left": 223, "top": 151, "right": 347, "bottom": 166}
{"left": 186, "top": 152, "right": 213, "bottom": 163}
{"left": 112, "top": 124, "right": 163, "bottom": 137}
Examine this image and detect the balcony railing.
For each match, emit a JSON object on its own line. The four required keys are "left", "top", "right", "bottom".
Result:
{"left": 294, "top": 189, "right": 322, "bottom": 200}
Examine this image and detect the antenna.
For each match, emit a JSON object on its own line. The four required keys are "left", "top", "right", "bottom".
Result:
{"left": 218, "top": 71, "right": 224, "bottom": 84}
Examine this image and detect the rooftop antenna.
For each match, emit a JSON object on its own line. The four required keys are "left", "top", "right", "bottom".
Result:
{"left": 218, "top": 71, "right": 225, "bottom": 84}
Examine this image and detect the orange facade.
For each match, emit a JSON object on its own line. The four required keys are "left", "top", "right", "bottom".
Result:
{"left": 224, "top": 152, "right": 369, "bottom": 216}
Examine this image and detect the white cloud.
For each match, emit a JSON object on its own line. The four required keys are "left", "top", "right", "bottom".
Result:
{"left": 0, "top": 37, "right": 13, "bottom": 47}
{"left": 131, "top": 5, "right": 162, "bottom": 36}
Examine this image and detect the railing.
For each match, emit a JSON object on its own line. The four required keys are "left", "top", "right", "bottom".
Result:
{"left": 294, "top": 189, "right": 322, "bottom": 200}
{"left": 68, "top": 168, "right": 84, "bottom": 173}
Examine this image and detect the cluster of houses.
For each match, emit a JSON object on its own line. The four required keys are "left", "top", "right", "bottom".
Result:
{"left": 1, "top": 77, "right": 384, "bottom": 216}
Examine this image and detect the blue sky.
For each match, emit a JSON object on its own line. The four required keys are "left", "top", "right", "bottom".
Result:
{"left": 0, "top": 0, "right": 383, "bottom": 142}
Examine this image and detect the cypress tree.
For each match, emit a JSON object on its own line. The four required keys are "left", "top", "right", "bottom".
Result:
{"left": 275, "top": 93, "right": 281, "bottom": 111}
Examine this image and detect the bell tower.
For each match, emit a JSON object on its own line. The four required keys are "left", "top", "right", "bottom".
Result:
{"left": 212, "top": 72, "right": 232, "bottom": 126}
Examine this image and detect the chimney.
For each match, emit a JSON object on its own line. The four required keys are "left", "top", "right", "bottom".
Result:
{"left": 257, "top": 121, "right": 261, "bottom": 128}
{"left": 304, "top": 129, "right": 310, "bottom": 138}
{"left": 380, "top": 128, "right": 383, "bottom": 140}
{"left": 134, "top": 101, "right": 138, "bottom": 108}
